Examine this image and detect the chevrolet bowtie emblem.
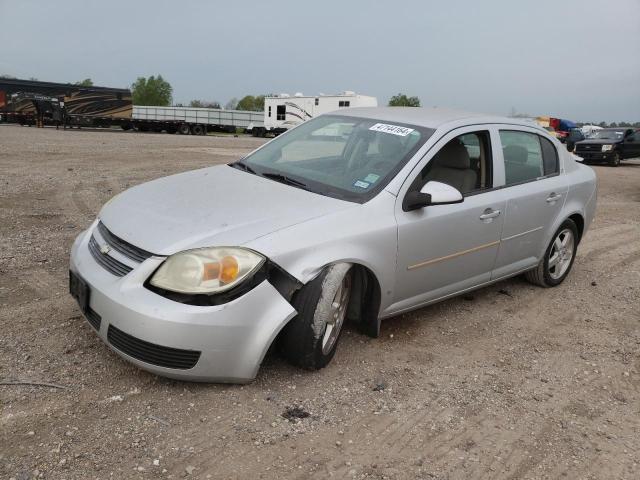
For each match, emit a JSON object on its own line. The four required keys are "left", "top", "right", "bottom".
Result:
{"left": 100, "top": 244, "right": 111, "bottom": 255}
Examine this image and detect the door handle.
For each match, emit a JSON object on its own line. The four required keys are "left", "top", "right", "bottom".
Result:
{"left": 546, "top": 193, "right": 562, "bottom": 203}
{"left": 479, "top": 208, "right": 501, "bottom": 220}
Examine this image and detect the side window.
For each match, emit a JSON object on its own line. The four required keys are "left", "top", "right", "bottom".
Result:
{"left": 338, "top": 100, "right": 350, "bottom": 107}
{"left": 268, "top": 106, "right": 272, "bottom": 117}
{"left": 500, "top": 131, "right": 544, "bottom": 186}
{"left": 276, "top": 105, "right": 286, "bottom": 121}
{"left": 539, "top": 136, "right": 559, "bottom": 175}
{"left": 419, "top": 131, "right": 492, "bottom": 195}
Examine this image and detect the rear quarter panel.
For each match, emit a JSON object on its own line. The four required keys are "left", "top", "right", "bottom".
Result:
{"left": 543, "top": 153, "right": 597, "bottom": 253}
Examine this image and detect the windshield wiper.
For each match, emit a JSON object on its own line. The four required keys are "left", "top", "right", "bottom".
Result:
{"left": 261, "top": 172, "right": 310, "bottom": 191}
{"left": 230, "top": 160, "right": 257, "bottom": 175}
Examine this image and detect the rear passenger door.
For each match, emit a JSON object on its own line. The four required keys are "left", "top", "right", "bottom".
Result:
{"left": 492, "top": 128, "right": 568, "bottom": 279}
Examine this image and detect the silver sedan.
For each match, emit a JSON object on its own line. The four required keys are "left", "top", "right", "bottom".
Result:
{"left": 69, "top": 107, "right": 597, "bottom": 382}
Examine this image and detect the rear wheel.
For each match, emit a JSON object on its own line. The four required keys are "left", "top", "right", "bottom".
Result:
{"left": 191, "top": 124, "right": 205, "bottom": 135}
{"left": 525, "top": 219, "right": 578, "bottom": 287}
{"left": 178, "top": 124, "right": 191, "bottom": 135}
{"left": 279, "top": 264, "right": 352, "bottom": 369}
{"left": 609, "top": 152, "right": 621, "bottom": 167}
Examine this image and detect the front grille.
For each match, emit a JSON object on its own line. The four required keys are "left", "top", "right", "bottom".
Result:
{"left": 88, "top": 235, "right": 133, "bottom": 277}
{"left": 107, "top": 325, "right": 201, "bottom": 370}
{"left": 575, "top": 144, "right": 599, "bottom": 153}
{"left": 97, "top": 222, "right": 153, "bottom": 263}
{"left": 85, "top": 308, "right": 101, "bottom": 331}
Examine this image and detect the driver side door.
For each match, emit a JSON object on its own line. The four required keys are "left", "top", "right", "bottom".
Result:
{"left": 387, "top": 126, "right": 506, "bottom": 315}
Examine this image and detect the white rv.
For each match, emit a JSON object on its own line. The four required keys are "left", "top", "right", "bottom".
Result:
{"left": 252, "top": 91, "right": 378, "bottom": 136}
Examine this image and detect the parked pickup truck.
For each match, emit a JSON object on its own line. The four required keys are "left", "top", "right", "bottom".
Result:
{"left": 574, "top": 128, "right": 640, "bottom": 166}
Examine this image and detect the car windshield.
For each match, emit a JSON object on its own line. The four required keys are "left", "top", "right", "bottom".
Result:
{"left": 591, "top": 130, "right": 624, "bottom": 140}
{"left": 238, "top": 115, "right": 432, "bottom": 202}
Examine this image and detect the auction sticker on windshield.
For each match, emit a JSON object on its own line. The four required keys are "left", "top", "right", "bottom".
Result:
{"left": 369, "top": 123, "right": 415, "bottom": 136}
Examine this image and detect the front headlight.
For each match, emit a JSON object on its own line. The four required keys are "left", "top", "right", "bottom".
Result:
{"left": 150, "top": 247, "right": 265, "bottom": 294}
{"left": 601, "top": 144, "right": 614, "bottom": 152}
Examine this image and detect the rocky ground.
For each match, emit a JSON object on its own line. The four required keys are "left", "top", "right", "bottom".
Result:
{"left": 1, "top": 124, "right": 638, "bottom": 479}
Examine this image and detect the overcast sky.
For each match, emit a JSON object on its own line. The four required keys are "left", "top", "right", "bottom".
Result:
{"left": 1, "top": 0, "right": 638, "bottom": 122}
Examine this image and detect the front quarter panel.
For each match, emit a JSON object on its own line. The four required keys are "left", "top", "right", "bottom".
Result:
{"left": 245, "top": 191, "right": 398, "bottom": 313}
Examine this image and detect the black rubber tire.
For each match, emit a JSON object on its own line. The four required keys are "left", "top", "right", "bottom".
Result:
{"left": 609, "top": 152, "right": 621, "bottom": 167}
{"left": 178, "top": 124, "right": 191, "bottom": 135}
{"left": 524, "top": 219, "right": 579, "bottom": 288}
{"left": 279, "top": 264, "right": 352, "bottom": 370}
{"left": 191, "top": 124, "right": 205, "bottom": 135}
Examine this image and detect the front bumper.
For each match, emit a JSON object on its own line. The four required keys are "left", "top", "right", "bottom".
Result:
{"left": 575, "top": 151, "right": 614, "bottom": 163}
{"left": 69, "top": 226, "right": 296, "bottom": 383}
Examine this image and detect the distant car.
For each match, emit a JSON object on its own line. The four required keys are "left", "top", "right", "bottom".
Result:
{"left": 565, "top": 128, "right": 585, "bottom": 152}
{"left": 574, "top": 128, "right": 640, "bottom": 166}
{"left": 69, "top": 107, "right": 598, "bottom": 383}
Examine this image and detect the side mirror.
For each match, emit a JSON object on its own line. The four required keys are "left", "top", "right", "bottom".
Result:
{"left": 403, "top": 181, "right": 463, "bottom": 211}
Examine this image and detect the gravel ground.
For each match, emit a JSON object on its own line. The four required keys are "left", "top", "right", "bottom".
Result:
{"left": 1, "top": 124, "right": 639, "bottom": 480}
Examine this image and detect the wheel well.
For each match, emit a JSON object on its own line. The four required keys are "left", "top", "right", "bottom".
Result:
{"left": 568, "top": 213, "right": 584, "bottom": 243}
{"left": 347, "top": 264, "right": 382, "bottom": 338}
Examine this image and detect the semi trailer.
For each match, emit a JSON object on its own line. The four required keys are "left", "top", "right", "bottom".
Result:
{"left": 130, "top": 106, "right": 263, "bottom": 134}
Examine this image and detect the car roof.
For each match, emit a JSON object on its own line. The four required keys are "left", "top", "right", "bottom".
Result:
{"left": 330, "top": 106, "right": 541, "bottom": 130}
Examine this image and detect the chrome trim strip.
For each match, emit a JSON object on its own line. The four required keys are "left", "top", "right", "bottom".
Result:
{"left": 407, "top": 240, "right": 501, "bottom": 270}
{"left": 501, "top": 226, "right": 543, "bottom": 242}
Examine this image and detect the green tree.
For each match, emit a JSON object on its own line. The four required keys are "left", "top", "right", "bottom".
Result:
{"left": 131, "top": 75, "right": 173, "bottom": 106}
{"left": 189, "top": 99, "right": 221, "bottom": 109}
{"left": 388, "top": 93, "right": 421, "bottom": 107}
{"left": 236, "top": 95, "right": 265, "bottom": 111}
{"left": 75, "top": 78, "right": 93, "bottom": 87}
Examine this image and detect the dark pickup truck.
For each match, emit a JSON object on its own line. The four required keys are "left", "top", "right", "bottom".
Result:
{"left": 574, "top": 128, "right": 640, "bottom": 166}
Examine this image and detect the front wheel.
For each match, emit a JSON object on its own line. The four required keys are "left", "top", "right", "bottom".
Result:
{"left": 609, "top": 152, "right": 621, "bottom": 167}
{"left": 279, "top": 264, "right": 352, "bottom": 370}
{"left": 525, "top": 219, "right": 578, "bottom": 287}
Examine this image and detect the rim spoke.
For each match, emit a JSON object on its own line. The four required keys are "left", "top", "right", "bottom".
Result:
{"left": 549, "top": 252, "right": 560, "bottom": 268}
{"left": 561, "top": 233, "right": 570, "bottom": 247}
{"left": 554, "top": 237, "right": 563, "bottom": 251}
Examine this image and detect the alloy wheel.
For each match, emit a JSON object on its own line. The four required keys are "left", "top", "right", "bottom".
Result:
{"left": 321, "top": 274, "right": 351, "bottom": 355}
{"left": 548, "top": 228, "right": 574, "bottom": 280}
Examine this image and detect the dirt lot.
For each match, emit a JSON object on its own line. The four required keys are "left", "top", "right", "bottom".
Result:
{"left": 1, "top": 124, "right": 639, "bottom": 480}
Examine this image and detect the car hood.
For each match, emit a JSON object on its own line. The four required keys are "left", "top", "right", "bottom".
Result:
{"left": 99, "top": 165, "right": 354, "bottom": 256}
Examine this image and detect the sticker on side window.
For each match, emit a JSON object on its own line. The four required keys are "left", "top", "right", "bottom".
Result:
{"left": 369, "top": 123, "right": 415, "bottom": 136}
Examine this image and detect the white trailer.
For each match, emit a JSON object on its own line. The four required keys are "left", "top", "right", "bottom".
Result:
{"left": 252, "top": 91, "right": 377, "bottom": 136}
{"left": 130, "top": 106, "right": 264, "bottom": 135}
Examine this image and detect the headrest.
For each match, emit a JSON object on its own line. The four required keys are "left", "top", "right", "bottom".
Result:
{"left": 503, "top": 145, "right": 528, "bottom": 164}
{"left": 378, "top": 134, "right": 403, "bottom": 158}
{"left": 433, "top": 140, "right": 470, "bottom": 169}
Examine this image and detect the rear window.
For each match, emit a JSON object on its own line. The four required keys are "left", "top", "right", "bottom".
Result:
{"left": 500, "top": 131, "right": 544, "bottom": 185}
{"left": 499, "top": 131, "right": 559, "bottom": 186}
